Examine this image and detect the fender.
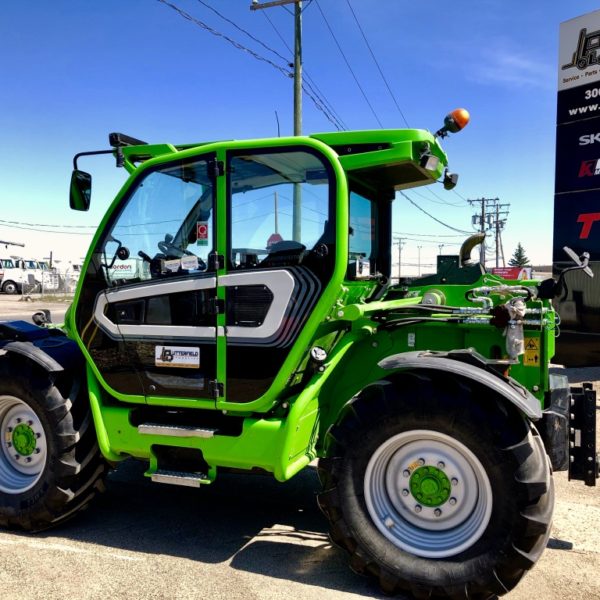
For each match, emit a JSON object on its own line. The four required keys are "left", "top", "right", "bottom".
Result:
{"left": 378, "top": 350, "right": 542, "bottom": 420}
{"left": 0, "top": 320, "right": 83, "bottom": 373}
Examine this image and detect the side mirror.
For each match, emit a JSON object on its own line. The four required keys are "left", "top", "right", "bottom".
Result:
{"left": 70, "top": 170, "right": 92, "bottom": 211}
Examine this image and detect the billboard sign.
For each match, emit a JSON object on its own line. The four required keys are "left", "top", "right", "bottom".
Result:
{"left": 554, "top": 10, "right": 600, "bottom": 366}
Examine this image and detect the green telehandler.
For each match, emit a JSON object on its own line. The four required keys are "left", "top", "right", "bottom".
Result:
{"left": 0, "top": 110, "right": 597, "bottom": 598}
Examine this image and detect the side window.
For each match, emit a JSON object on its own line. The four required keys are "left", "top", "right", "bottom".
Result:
{"left": 100, "top": 158, "right": 214, "bottom": 287}
{"left": 229, "top": 150, "right": 333, "bottom": 270}
{"left": 348, "top": 191, "right": 378, "bottom": 276}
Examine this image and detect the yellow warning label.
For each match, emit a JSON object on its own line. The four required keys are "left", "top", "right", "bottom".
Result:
{"left": 525, "top": 338, "right": 538, "bottom": 351}
{"left": 523, "top": 337, "right": 540, "bottom": 366}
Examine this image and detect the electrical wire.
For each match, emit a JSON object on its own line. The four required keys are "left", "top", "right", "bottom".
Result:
{"left": 400, "top": 192, "right": 472, "bottom": 235}
{"left": 195, "top": 0, "right": 289, "bottom": 63}
{"left": 410, "top": 187, "right": 468, "bottom": 208}
{"left": 314, "top": 0, "right": 384, "bottom": 128}
{"left": 344, "top": 0, "right": 409, "bottom": 127}
{"left": 156, "top": 0, "right": 341, "bottom": 129}
{"left": 261, "top": 10, "right": 347, "bottom": 130}
{"left": 394, "top": 231, "right": 465, "bottom": 238}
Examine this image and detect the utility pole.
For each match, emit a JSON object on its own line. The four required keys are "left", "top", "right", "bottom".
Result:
{"left": 494, "top": 203, "right": 510, "bottom": 267}
{"left": 393, "top": 236, "right": 406, "bottom": 282}
{"left": 468, "top": 198, "right": 509, "bottom": 269}
{"left": 274, "top": 191, "right": 279, "bottom": 234}
{"left": 251, "top": 0, "right": 303, "bottom": 240}
{"left": 417, "top": 245, "right": 422, "bottom": 277}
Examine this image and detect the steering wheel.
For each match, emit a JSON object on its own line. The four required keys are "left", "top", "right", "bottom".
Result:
{"left": 157, "top": 234, "right": 207, "bottom": 271}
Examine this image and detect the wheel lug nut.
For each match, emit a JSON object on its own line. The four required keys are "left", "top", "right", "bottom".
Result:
{"left": 27, "top": 420, "right": 33, "bottom": 426}
{"left": 418, "top": 458, "right": 425, "bottom": 466}
{"left": 414, "top": 505, "right": 422, "bottom": 513}
{"left": 14, "top": 454, "right": 20, "bottom": 460}
{"left": 35, "top": 448, "right": 41, "bottom": 454}
{"left": 403, "top": 469, "right": 410, "bottom": 478}
{"left": 434, "top": 508, "right": 442, "bottom": 517}
{"left": 36, "top": 433, "right": 41, "bottom": 439}
{"left": 449, "top": 497, "right": 457, "bottom": 506}
{"left": 16, "top": 418, "right": 22, "bottom": 424}
{"left": 401, "top": 489, "right": 409, "bottom": 497}
{"left": 384, "top": 517, "right": 395, "bottom": 529}
{"left": 26, "top": 457, "right": 32, "bottom": 463}
{"left": 451, "top": 478, "right": 458, "bottom": 486}
{"left": 437, "top": 461, "right": 445, "bottom": 469}
{"left": 7, "top": 427, "right": 12, "bottom": 433}
{"left": 6, "top": 442, "right": 11, "bottom": 448}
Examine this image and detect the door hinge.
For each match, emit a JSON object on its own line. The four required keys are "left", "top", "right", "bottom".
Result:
{"left": 209, "top": 380, "right": 224, "bottom": 398}
{"left": 208, "top": 160, "right": 224, "bottom": 178}
{"left": 209, "top": 297, "right": 225, "bottom": 315}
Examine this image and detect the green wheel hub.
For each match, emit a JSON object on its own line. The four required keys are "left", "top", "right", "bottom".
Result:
{"left": 409, "top": 465, "right": 451, "bottom": 507}
{"left": 12, "top": 423, "right": 37, "bottom": 457}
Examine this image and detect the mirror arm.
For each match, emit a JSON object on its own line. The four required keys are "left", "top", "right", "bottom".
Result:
{"left": 73, "top": 149, "right": 114, "bottom": 170}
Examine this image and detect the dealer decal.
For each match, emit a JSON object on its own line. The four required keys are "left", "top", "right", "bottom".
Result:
{"left": 155, "top": 346, "right": 200, "bottom": 368}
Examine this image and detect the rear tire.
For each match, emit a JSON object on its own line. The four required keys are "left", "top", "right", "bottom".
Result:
{"left": 318, "top": 372, "right": 553, "bottom": 598}
{"left": 0, "top": 357, "right": 108, "bottom": 531}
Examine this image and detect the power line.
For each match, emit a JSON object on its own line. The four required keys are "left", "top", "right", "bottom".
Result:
{"left": 156, "top": 0, "right": 341, "bottom": 129}
{"left": 261, "top": 10, "right": 347, "bottom": 129}
{"left": 314, "top": 0, "right": 384, "bottom": 128}
{"left": 344, "top": 0, "right": 409, "bottom": 127}
{"left": 410, "top": 186, "right": 467, "bottom": 208}
{"left": 195, "top": 0, "right": 288, "bottom": 63}
{"left": 157, "top": 0, "right": 291, "bottom": 77}
{"left": 394, "top": 231, "right": 465, "bottom": 238}
{"left": 400, "top": 192, "right": 472, "bottom": 234}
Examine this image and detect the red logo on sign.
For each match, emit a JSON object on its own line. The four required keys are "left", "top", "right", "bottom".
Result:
{"left": 578, "top": 159, "right": 600, "bottom": 177}
{"left": 578, "top": 212, "right": 600, "bottom": 239}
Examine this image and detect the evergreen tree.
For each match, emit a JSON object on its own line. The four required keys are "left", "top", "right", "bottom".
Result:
{"left": 508, "top": 242, "right": 530, "bottom": 267}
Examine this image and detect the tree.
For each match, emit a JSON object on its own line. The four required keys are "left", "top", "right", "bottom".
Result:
{"left": 508, "top": 242, "right": 530, "bottom": 267}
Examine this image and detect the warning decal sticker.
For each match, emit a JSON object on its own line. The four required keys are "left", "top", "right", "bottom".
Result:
{"left": 523, "top": 337, "right": 540, "bottom": 367}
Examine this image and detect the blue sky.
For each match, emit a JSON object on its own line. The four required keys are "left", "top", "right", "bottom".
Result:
{"left": 1, "top": 0, "right": 598, "bottom": 273}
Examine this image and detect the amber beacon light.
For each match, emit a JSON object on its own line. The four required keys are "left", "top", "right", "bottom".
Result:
{"left": 435, "top": 108, "right": 470, "bottom": 138}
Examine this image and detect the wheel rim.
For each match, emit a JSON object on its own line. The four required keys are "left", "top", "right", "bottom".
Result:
{"left": 0, "top": 396, "right": 47, "bottom": 493}
{"left": 364, "top": 429, "right": 493, "bottom": 559}
{"left": 3, "top": 282, "right": 16, "bottom": 294}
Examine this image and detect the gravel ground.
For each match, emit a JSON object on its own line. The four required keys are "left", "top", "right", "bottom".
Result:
{"left": 0, "top": 295, "right": 598, "bottom": 598}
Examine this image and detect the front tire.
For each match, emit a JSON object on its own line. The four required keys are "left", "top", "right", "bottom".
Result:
{"left": 318, "top": 373, "right": 553, "bottom": 598}
{"left": 2, "top": 281, "right": 19, "bottom": 295}
{"left": 0, "top": 357, "right": 108, "bottom": 531}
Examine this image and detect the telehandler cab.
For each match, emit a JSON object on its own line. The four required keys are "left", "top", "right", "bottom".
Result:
{"left": 0, "top": 110, "right": 597, "bottom": 598}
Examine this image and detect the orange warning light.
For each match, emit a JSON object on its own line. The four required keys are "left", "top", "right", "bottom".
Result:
{"left": 435, "top": 108, "right": 470, "bottom": 138}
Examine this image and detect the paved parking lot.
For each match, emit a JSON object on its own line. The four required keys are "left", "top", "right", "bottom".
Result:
{"left": 0, "top": 296, "right": 598, "bottom": 599}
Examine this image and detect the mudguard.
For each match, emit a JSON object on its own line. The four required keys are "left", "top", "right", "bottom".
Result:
{"left": 378, "top": 350, "right": 542, "bottom": 420}
{"left": 0, "top": 320, "right": 83, "bottom": 373}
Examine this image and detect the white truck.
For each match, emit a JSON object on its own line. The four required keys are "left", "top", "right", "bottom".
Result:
{"left": 0, "top": 258, "right": 29, "bottom": 294}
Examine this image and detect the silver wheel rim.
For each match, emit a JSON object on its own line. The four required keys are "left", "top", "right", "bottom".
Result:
{"left": 0, "top": 395, "right": 47, "bottom": 493}
{"left": 364, "top": 429, "right": 492, "bottom": 558}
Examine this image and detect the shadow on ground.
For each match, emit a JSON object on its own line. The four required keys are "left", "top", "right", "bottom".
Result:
{"left": 27, "top": 460, "right": 390, "bottom": 598}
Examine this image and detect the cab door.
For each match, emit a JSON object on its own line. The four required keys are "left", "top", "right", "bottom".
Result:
{"left": 75, "top": 153, "right": 220, "bottom": 404}
{"left": 219, "top": 146, "right": 337, "bottom": 405}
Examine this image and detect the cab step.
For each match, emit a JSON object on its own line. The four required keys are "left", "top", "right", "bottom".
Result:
{"left": 138, "top": 423, "right": 217, "bottom": 438}
{"left": 150, "top": 469, "right": 210, "bottom": 488}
